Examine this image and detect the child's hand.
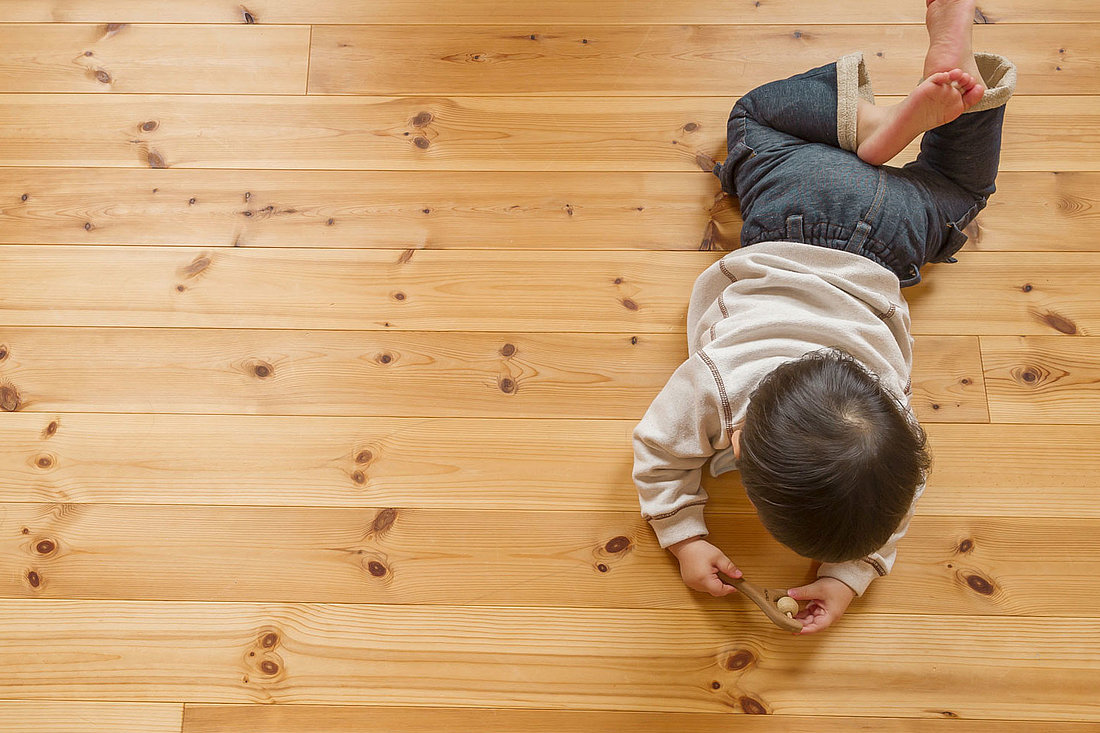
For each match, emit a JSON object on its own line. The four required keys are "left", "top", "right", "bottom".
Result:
{"left": 786, "top": 577, "right": 856, "bottom": 634}
{"left": 668, "top": 536, "right": 742, "bottom": 597}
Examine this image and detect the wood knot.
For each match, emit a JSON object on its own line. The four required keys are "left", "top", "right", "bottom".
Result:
{"left": 960, "top": 378, "right": 971, "bottom": 386}
{"left": 724, "top": 649, "right": 755, "bottom": 671}
{"left": 604, "top": 536, "right": 631, "bottom": 553}
{"left": 35, "top": 539, "right": 57, "bottom": 555}
{"left": 252, "top": 362, "right": 273, "bottom": 379}
{"left": 326, "top": 218, "right": 336, "bottom": 226}
{"left": 411, "top": 111, "right": 433, "bottom": 127}
{"left": 630, "top": 336, "right": 638, "bottom": 345}
{"left": 372, "top": 508, "right": 398, "bottom": 535}
{"left": 146, "top": 150, "right": 167, "bottom": 169}
{"left": 141, "top": 120, "right": 158, "bottom": 132}
{"left": 35, "top": 455, "right": 54, "bottom": 469}
{"left": 260, "top": 660, "right": 279, "bottom": 675}
{"left": 0, "top": 345, "right": 8, "bottom": 360}
{"left": 499, "top": 377, "right": 516, "bottom": 394}
{"left": 620, "top": 298, "right": 639, "bottom": 311}
{"left": 94, "top": 69, "right": 112, "bottom": 84}
{"left": 739, "top": 696, "right": 768, "bottom": 715}
{"left": 84, "top": 221, "right": 94, "bottom": 231}
{"left": 27, "top": 570, "right": 41, "bottom": 588}
{"left": 44, "top": 420, "right": 60, "bottom": 438}
{"left": 355, "top": 450, "right": 373, "bottom": 464}
{"left": 940, "top": 711, "right": 960, "bottom": 719}
{"left": 392, "top": 292, "right": 407, "bottom": 301}
{"left": 500, "top": 343, "right": 516, "bottom": 357}
{"left": 1, "top": 385, "right": 23, "bottom": 412}
{"left": 376, "top": 353, "right": 393, "bottom": 365}
{"left": 367, "top": 561, "right": 388, "bottom": 577}
{"left": 1021, "top": 283, "right": 1033, "bottom": 293}
{"left": 683, "top": 122, "right": 699, "bottom": 132}
{"left": 182, "top": 255, "right": 211, "bottom": 278}
{"left": 1013, "top": 366, "right": 1045, "bottom": 386}
{"left": 260, "top": 632, "right": 279, "bottom": 649}
{"left": 965, "top": 574, "right": 995, "bottom": 595}
{"left": 791, "top": 30, "right": 803, "bottom": 39}
{"left": 1039, "top": 311, "right": 1077, "bottom": 335}
{"left": 711, "top": 680, "right": 721, "bottom": 689}
{"left": 956, "top": 538, "right": 974, "bottom": 554}
{"left": 106, "top": 23, "right": 128, "bottom": 35}
{"left": 413, "top": 136, "right": 430, "bottom": 149}
{"left": 351, "top": 471, "right": 366, "bottom": 485}
{"left": 241, "top": 5, "right": 256, "bottom": 23}
{"left": 189, "top": 198, "right": 197, "bottom": 205}
{"left": 596, "top": 563, "right": 609, "bottom": 573}
{"left": 613, "top": 277, "right": 623, "bottom": 285}
{"left": 19, "top": 194, "right": 28, "bottom": 202}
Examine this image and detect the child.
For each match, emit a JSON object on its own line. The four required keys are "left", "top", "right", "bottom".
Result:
{"left": 632, "top": 0, "right": 1016, "bottom": 634}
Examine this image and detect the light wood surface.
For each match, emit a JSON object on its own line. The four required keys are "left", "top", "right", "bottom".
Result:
{"left": 0, "top": 95, "right": 1096, "bottom": 171}
{"left": 0, "top": 600, "right": 1097, "bottom": 720}
{"left": 2, "top": 0, "right": 1098, "bottom": 24}
{"left": 0, "top": 328, "right": 983, "bottom": 419}
{"left": 1, "top": 1, "right": 1097, "bottom": 729}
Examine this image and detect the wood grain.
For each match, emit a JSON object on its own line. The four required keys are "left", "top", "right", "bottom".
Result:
{"left": 966, "top": 171, "right": 1100, "bottom": 251}
{"left": 2, "top": 0, "right": 1097, "bottom": 24}
{"left": 0, "top": 24, "right": 309, "bottom": 93}
{"left": 0, "top": 247, "right": 716, "bottom": 332}
{"left": 309, "top": 24, "right": 1098, "bottom": 96}
{"left": 0, "top": 702, "right": 182, "bottom": 733}
{"left": 0, "top": 95, "right": 1094, "bottom": 171}
{"left": 1, "top": 415, "right": 1094, "bottom": 517}
{"left": 0, "top": 169, "right": 732, "bottom": 249}
{"left": 3, "top": 248, "right": 1098, "bottom": 335}
{"left": 2, "top": 169, "right": 1094, "bottom": 251}
{"left": 0, "top": 328, "right": 983, "bottom": 420}
{"left": 3, "top": 503, "right": 1096, "bottom": 617}
{"left": 981, "top": 336, "right": 1100, "bottom": 424}
{"left": 0, "top": 600, "right": 1096, "bottom": 719}
{"left": 907, "top": 253, "right": 1100, "bottom": 335}
{"left": 181, "top": 706, "right": 1100, "bottom": 733}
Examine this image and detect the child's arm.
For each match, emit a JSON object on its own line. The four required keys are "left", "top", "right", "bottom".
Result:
{"left": 633, "top": 354, "right": 740, "bottom": 595}
{"left": 633, "top": 353, "right": 729, "bottom": 548}
{"left": 788, "top": 481, "right": 925, "bottom": 633}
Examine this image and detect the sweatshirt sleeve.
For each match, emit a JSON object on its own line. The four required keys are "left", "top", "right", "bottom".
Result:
{"left": 817, "top": 480, "right": 925, "bottom": 596}
{"left": 632, "top": 353, "right": 731, "bottom": 549}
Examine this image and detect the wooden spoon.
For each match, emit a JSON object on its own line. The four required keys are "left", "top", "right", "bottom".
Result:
{"left": 722, "top": 574, "right": 803, "bottom": 632}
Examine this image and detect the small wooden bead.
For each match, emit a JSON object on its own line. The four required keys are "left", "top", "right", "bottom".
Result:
{"left": 776, "top": 596, "right": 799, "bottom": 616}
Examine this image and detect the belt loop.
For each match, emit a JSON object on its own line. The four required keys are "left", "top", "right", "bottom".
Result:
{"left": 845, "top": 220, "right": 872, "bottom": 254}
{"left": 785, "top": 214, "right": 804, "bottom": 243}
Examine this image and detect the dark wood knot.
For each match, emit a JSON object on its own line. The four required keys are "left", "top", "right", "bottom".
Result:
{"left": 372, "top": 508, "right": 397, "bottom": 535}
{"left": 1, "top": 385, "right": 23, "bottom": 412}
{"left": 604, "top": 536, "right": 631, "bottom": 553}
{"left": 35, "top": 455, "right": 54, "bottom": 469}
{"left": 413, "top": 136, "right": 430, "bottom": 149}
{"left": 355, "top": 450, "right": 373, "bottom": 464}
{"left": 739, "top": 696, "right": 768, "bottom": 715}
{"left": 724, "top": 649, "right": 755, "bottom": 671}
{"left": 683, "top": 122, "right": 699, "bottom": 132}
{"left": 252, "top": 362, "right": 273, "bottom": 379}
{"left": 596, "top": 563, "right": 609, "bottom": 572}
{"left": 351, "top": 471, "right": 366, "bottom": 485}
{"left": 956, "top": 538, "right": 974, "bottom": 554}
{"left": 260, "top": 632, "right": 279, "bottom": 649}
{"left": 259, "top": 660, "right": 279, "bottom": 675}
{"left": 35, "top": 539, "right": 57, "bottom": 555}
{"left": 499, "top": 377, "right": 516, "bottom": 394}
{"left": 367, "top": 561, "right": 388, "bottom": 577}
{"left": 500, "top": 343, "right": 516, "bottom": 357}
{"left": 27, "top": 570, "right": 41, "bottom": 588}
{"left": 621, "top": 298, "right": 639, "bottom": 311}
{"left": 411, "top": 111, "right": 433, "bottom": 127}
{"left": 141, "top": 120, "right": 158, "bottom": 132}
{"left": 95, "top": 69, "right": 111, "bottom": 84}
{"left": 965, "top": 574, "right": 995, "bottom": 595}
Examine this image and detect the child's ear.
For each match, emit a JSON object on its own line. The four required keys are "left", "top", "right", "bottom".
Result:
{"left": 731, "top": 428, "right": 743, "bottom": 460}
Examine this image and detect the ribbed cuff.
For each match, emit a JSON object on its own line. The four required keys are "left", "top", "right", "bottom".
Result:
{"left": 649, "top": 504, "right": 709, "bottom": 549}
{"left": 836, "top": 51, "right": 875, "bottom": 152}
{"left": 966, "top": 52, "right": 1017, "bottom": 113}
{"left": 818, "top": 560, "right": 879, "bottom": 597}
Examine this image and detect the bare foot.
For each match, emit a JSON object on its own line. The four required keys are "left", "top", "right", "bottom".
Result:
{"left": 923, "top": 0, "right": 983, "bottom": 81}
{"left": 855, "top": 68, "right": 984, "bottom": 166}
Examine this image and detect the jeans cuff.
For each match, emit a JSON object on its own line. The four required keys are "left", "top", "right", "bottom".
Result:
{"left": 965, "top": 52, "right": 1017, "bottom": 113}
{"left": 836, "top": 51, "right": 875, "bottom": 152}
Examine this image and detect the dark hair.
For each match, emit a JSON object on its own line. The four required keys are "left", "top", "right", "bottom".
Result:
{"left": 738, "top": 348, "right": 931, "bottom": 563}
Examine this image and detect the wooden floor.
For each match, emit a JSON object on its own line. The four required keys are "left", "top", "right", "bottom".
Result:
{"left": 1, "top": 1, "right": 1098, "bottom": 730}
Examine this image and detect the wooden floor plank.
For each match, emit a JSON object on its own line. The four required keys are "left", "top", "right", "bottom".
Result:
{"left": 0, "top": 600, "right": 1096, "bottom": 719}
{"left": 0, "top": 95, "right": 1094, "bottom": 171}
{"left": 1, "top": 169, "right": 1094, "bottom": 252}
{"left": 4, "top": 503, "right": 1096, "bottom": 618}
{"left": 180, "top": 706, "right": 1100, "bottom": 733}
{"left": 2, "top": 0, "right": 1097, "bottom": 24}
{"left": 0, "top": 169, "right": 731, "bottom": 249}
{"left": 982, "top": 336, "right": 1100, "bottom": 424}
{"left": 0, "top": 702, "right": 182, "bottom": 733}
{"left": 0, "top": 24, "right": 310, "bottom": 94}
{"left": 309, "top": 24, "right": 1097, "bottom": 96}
{"left": 1, "top": 416, "right": 1092, "bottom": 517}
{"left": 2, "top": 248, "right": 1097, "bottom": 335}
{"left": 0, "top": 328, "right": 984, "bottom": 420}
{"left": 907, "top": 253, "right": 1100, "bottom": 336}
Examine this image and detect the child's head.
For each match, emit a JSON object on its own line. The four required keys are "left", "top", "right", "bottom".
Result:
{"left": 738, "top": 348, "right": 931, "bottom": 563}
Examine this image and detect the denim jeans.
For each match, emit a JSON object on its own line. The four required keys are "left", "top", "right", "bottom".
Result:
{"left": 713, "top": 53, "right": 1015, "bottom": 287}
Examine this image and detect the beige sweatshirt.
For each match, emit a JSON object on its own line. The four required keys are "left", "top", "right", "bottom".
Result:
{"left": 632, "top": 241, "right": 923, "bottom": 596}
